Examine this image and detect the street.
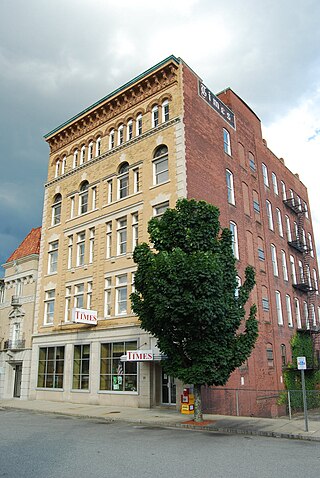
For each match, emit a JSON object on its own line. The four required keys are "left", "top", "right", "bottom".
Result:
{"left": 0, "top": 409, "right": 319, "bottom": 478}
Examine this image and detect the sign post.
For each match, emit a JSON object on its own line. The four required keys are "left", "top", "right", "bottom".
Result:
{"left": 297, "top": 356, "right": 308, "bottom": 432}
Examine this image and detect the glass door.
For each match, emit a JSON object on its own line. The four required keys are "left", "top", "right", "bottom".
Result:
{"left": 161, "top": 370, "right": 176, "bottom": 405}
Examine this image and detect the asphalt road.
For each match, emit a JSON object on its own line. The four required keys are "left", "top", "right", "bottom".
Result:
{"left": 0, "top": 409, "right": 319, "bottom": 478}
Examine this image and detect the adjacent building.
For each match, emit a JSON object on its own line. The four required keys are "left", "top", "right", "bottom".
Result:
{"left": 0, "top": 227, "right": 41, "bottom": 399}
{"left": 29, "top": 56, "right": 319, "bottom": 416}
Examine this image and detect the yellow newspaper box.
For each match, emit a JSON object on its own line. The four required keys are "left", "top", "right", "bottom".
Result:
{"left": 180, "top": 388, "right": 195, "bottom": 415}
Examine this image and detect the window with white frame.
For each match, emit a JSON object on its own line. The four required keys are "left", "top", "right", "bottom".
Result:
{"left": 152, "top": 105, "right": 159, "bottom": 128}
{"left": 44, "top": 290, "right": 55, "bottom": 324}
{"left": 271, "top": 172, "right": 278, "bottom": 195}
{"left": 74, "top": 283, "right": 84, "bottom": 309}
{"left": 285, "top": 215, "right": 292, "bottom": 241}
{"left": 0, "top": 285, "right": 5, "bottom": 304}
{"left": 48, "top": 241, "right": 58, "bottom": 274}
{"left": 226, "top": 169, "right": 235, "bottom": 205}
{"left": 65, "top": 286, "right": 71, "bottom": 322}
{"left": 281, "top": 250, "right": 288, "bottom": 281}
{"left": 310, "top": 304, "right": 316, "bottom": 327}
{"left": 107, "top": 179, "right": 113, "bottom": 203}
{"left": 304, "top": 202, "right": 309, "bottom": 219}
{"left": 92, "top": 186, "right": 97, "bottom": 210}
{"left": 96, "top": 137, "right": 101, "bottom": 157}
{"left": 87, "top": 281, "right": 92, "bottom": 309}
{"left": 223, "top": 128, "right": 231, "bottom": 155}
{"left": 266, "top": 200, "right": 274, "bottom": 230}
{"left": 117, "top": 217, "right": 127, "bottom": 255}
{"left": 289, "top": 255, "right": 297, "bottom": 284}
{"left": 308, "top": 233, "right": 314, "bottom": 257}
{"left": 162, "top": 99, "right": 169, "bottom": 122}
{"left": 289, "top": 188, "right": 295, "bottom": 206}
{"left": 133, "top": 168, "right": 140, "bottom": 193}
{"left": 298, "top": 260, "right": 304, "bottom": 284}
{"left": 55, "top": 159, "right": 60, "bottom": 178}
{"left": 276, "top": 208, "right": 283, "bottom": 237}
{"left": 229, "top": 221, "right": 239, "bottom": 259}
{"left": 104, "top": 277, "right": 112, "bottom": 317}
{"left": 118, "top": 163, "right": 129, "bottom": 199}
{"left": 106, "top": 222, "right": 112, "bottom": 258}
{"left": 295, "top": 298, "right": 302, "bottom": 328}
{"left": 270, "top": 244, "right": 278, "bottom": 276}
{"left": 153, "top": 145, "right": 169, "bottom": 185}
{"left": 109, "top": 129, "right": 115, "bottom": 149}
{"left": 89, "top": 228, "right": 95, "bottom": 264}
{"left": 88, "top": 141, "right": 93, "bottom": 160}
{"left": 127, "top": 120, "right": 133, "bottom": 141}
{"left": 80, "top": 145, "right": 86, "bottom": 165}
{"left": 306, "top": 264, "right": 312, "bottom": 288}
{"left": 79, "top": 181, "right": 89, "bottom": 214}
{"left": 286, "top": 294, "right": 293, "bottom": 327}
{"left": 293, "top": 221, "right": 299, "bottom": 241}
{"left": 52, "top": 194, "right": 62, "bottom": 226}
{"left": 116, "top": 275, "right": 127, "bottom": 315}
{"left": 313, "top": 268, "right": 318, "bottom": 294}
{"left": 77, "top": 231, "right": 86, "bottom": 266}
{"left": 136, "top": 114, "right": 142, "bottom": 136}
{"left": 154, "top": 201, "right": 169, "bottom": 218}
{"left": 235, "top": 276, "right": 242, "bottom": 298}
{"left": 118, "top": 124, "right": 124, "bottom": 145}
{"left": 73, "top": 149, "right": 78, "bottom": 169}
{"left": 132, "top": 213, "right": 138, "bottom": 250}
{"left": 281, "top": 180, "right": 286, "bottom": 200}
{"left": 67, "top": 236, "right": 73, "bottom": 269}
{"left": 61, "top": 156, "right": 66, "bottom": 175}
{"left": 15, "top": 280, "right": 23, "bottom": 297}
{"left": 275, "top": 290, "right": 283, "bottom": 325}
{"left": 70, "top": 196, "right": 75, "bottom": 219}
{"left": 262, "top": 163, "right": 269, "bottom": 187}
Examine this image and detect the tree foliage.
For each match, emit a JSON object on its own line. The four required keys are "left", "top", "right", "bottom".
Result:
{"left": 131, "top": 199, "right": 258, "bottom": 389}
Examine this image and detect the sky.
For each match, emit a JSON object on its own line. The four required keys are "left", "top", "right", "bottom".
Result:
{"left": 1, "top": 0, "right": 320, "bottom": 275}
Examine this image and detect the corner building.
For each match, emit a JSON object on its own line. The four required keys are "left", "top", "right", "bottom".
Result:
{"left": 30, "top": 56, "right": 320, "bottom": 416}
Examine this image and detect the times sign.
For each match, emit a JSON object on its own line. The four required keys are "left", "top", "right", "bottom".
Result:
{"left": 198, "top": 80, "right": 236, "bottom": 129}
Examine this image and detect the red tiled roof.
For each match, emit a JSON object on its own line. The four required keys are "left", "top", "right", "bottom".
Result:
{"left": 6, "top": 227, "right": 41, "bottom": 262}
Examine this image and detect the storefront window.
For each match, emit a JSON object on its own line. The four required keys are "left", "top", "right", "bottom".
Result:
{"left": 37, "top": 346, "right": 64, "bottom": 388}
{"left": 100, "top": 341, "right": 137, "bottom": 392}
{"left": 73, "top": 344, "right": 90, "bottom": 390}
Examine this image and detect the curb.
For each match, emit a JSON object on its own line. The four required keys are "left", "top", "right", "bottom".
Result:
{"left": 1, "top": 404, "right": 320, "bottom": 442}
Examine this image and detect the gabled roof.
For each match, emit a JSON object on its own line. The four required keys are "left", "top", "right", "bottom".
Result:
{"left": 6, "top": 227, "right": 41, "bottom": 263}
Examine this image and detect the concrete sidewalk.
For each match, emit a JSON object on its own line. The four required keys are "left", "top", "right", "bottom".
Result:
{"left": 1, "top": 398, "right": 320, "bottom": 441}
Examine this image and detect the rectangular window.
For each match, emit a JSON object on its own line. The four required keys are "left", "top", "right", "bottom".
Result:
{"left": 266, "top": 200, "right": 274, "bottom": 230}
{"left": 133, "top": 168, "right": 140, "bottom": 193}
{"left": 308, "top": 233, "right": 314, "bottom": 257}
{"left": 106, "top": 222, "right": 112, "bottom": 258}
{"left": 223, "top": 128, "right": 231, "bottom": 155}
{"left": 48, "top": 241, "right": 58, "bottom": 274}
{"left": 87, "top": 281, "right": 92, "bottom": 309}
{"left": 281, "top": 250, "right": 288, "bottom": 281}
{"left": 107, "top": 179, "right": 113, "bottom": 204}
{"left": 37, "top": 346, "right": 64, "bottom": 389}
{"left": 226, "top": 169, "right": 235, "bottom": 205}
{"left": 74, "top": 283, "right": 84, "bottom": 309}
{"left": 262, "top": 163, "right": 269, "bottom": 187}
{"left": 77, "top": 232, "right": 86, "bottom": 266}
{"left": 104, "top": 277, "right": 112, "bottom": 317}
{"left": 281, "top": 181, "right": 286, "bottom": 200}
{"left": 295, "top": 298, "right": 302, "bottom": 328}
{"left": 67, "top": 235, "right": 73, "bottom": 269}
{"left": 285, "top": 215, "right": 292, "bottom": 242}
{"left": 89, "top": 228, "right": 95, "bottom": 264}
{"left": 275, "top": 291, "right": 283, "bottom": 325}
{"left": 249, "top": 152, "right": 256, "bottom": 171}
{"left": 276, "top": 208, "right": 283, "bottom": 237}
{"left": 154, "top": 157, "right": 169, "bottom": 185}
{"left": 286, "top": 295, "right": 293, "bottom": 327}
{"left": 70, "top": 196, "right": 75, "bottom": 219}
{"left": 117, "top": 218, "right": 127, "bottom": 255}
{"left": 258, "top": 247, "right": 265, "bottom": 261}
{"left": 44, "top": 290, "right": 55, "bottom": 324}
{"left": 262, "top": 297, "right": 269, "bottom": 311}
{"left": 100, "top": 341, "right": 138, "bottom": 392}
{"left": 253, "top": 199, "right": 260, "bottom": 213}
{"left": 290, "top": 255, "right": 297, "bottom": 284}
{"left": 132, "top": 213, "right": 139, "bottom": 250}
{"left": 271, "top": 172, "right": 278, "bottom": 195}
{"left": 230, "top": 221, "right": 239, "bottom": 259}
{"left": 73, "top": 344, "right": 90, "bottom": 390}
{"left": 116, "top": 275, "right": 127, "bottom": 315}
{"left": 270, "top": 244, "right": 278, "bottom": 276}
{"left": 65, "top": 286, "right": 71, "bottom": 322}
{"left": 154, "top": 201, "right": 169, "bottom": 218}
{"left": 92, "top": 187, "right": 97, "bottom": 210}
{"left": 304, "top": 301, "right": 309, "bottom": 329}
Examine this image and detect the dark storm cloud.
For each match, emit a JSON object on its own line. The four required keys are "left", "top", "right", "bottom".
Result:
{"left": 1, "top": 0, "right": 320, "bottom": 274}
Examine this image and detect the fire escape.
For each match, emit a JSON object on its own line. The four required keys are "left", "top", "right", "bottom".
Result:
{"left": 284, "top": 194, "right": 319, "bottom": 367}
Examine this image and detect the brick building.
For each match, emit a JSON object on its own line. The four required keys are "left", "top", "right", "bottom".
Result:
{"left": 29, "top": 55, "right": 319, "bottom": 416}
{"left": 0, "top": 227, "right": 41, "bottom": 399}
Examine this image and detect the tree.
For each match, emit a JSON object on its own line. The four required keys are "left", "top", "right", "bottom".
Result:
{"left": 131, "top": 199, "right": 258, "bottom": 421}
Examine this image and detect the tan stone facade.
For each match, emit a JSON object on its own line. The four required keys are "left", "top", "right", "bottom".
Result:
{"left": 29, "top": 56, "right": 320, "bottom": 415}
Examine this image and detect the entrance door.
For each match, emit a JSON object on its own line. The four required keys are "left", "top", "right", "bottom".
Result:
{"left": 13, "top": 364, "right": 22, "bottom": 398}
{"left": 161, "top": 370, "right": 176, "bottom": 405}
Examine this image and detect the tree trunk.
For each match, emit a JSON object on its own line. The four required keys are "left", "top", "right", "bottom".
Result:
{"left": 193, "top": 384, "right": 203, "bottom": 422}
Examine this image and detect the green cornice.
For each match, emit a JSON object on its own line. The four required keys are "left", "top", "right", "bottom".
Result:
{"left": 44, "top": 55, "right": 180, "bottom": 140}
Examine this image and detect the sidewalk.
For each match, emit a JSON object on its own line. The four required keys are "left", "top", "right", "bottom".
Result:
{"left": 1, "top": 398, "right": 320, "bottom": 441}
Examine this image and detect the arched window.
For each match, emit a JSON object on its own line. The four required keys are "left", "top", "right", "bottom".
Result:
{"left": 276, "top": 208, "right": 283, "bottom": 237}
{"left": 95, "top": 137, "right": 101, "bottom": 157}
{"left": 226, "top": 169, "right": 235, "bottom": 205}
{"left": 275, "top": 290, "right": 283, "bottom": 325}
{"left": 271, "top": 172, "right": 278, "bottom": 195}
{"left": 223, "top": 128, "right": 231, "bottom": 155}
{"left": 55, "top": 159, "right": 60, "bottom": 178}
{"left": 153, "top": 145, "right": 168, "bottom": 185}
{"left": 118, "top": 124, "right": 124, "bottom": 145}
{"left": 136, "top": 114, "right": 142, "bottom": 136}
{"left": 80, "top": 145, "right": 86, "bottom": 165}
{"left": 266, "top": 200, "right": 274, "bottom": 230}
{"left": 118, "top": 163, "right": 129, "bottom": 199}
{"left": 88, "top": 141, "right": 94, "bottom": 160}
{"left": 162, "top": 100, "right": 169, "bottom": 122}
{"left": 281, "top": 344, "right": 287, "bottom": 367}
{"left": 152, "top": 105, "right": 159, "bottom": 128}
{"left": 127, "top": 120, "right": 133, "bottom": 141}
{"left": 229, "top": 221, "right": 239, "bottom": 259}
{"left": 270, "top": 244, "right": 278, "bottom": 276}
{"left": 52, "top": 193, "right": 62, "bottom": 225}
{"left": 109, "top": 129, "right": 115, "bottom": 149}
{"left": 61, "top": 156, "right": 67, "bottom": 175}
{"left": 262, "top": 163, "right": 269, "bottom": 187}
{"left": 73, "top": 149, "right": 78, "bottom": 169}
{"left": 266, "top": 343, "right": 274, "bottom": 367}
{"left": 79, "top": 181, "right": 89, "bottom": 215}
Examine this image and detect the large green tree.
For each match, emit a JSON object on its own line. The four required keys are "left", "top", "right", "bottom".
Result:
{"left": 131, "top": 199, "right": 258, "bottom": 421}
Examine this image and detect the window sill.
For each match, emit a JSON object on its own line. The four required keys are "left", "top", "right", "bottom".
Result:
{"left": 98, "top": 390, "right": 138, "bottom": 395}
{"left": 102, "top": 191, "right": 142, "bottom": 209}
{"left": 149, "top": 180, "right": 170, "bottom": 190}
{"left": 71, "top": 389, "right": 90, "bottom": 393}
